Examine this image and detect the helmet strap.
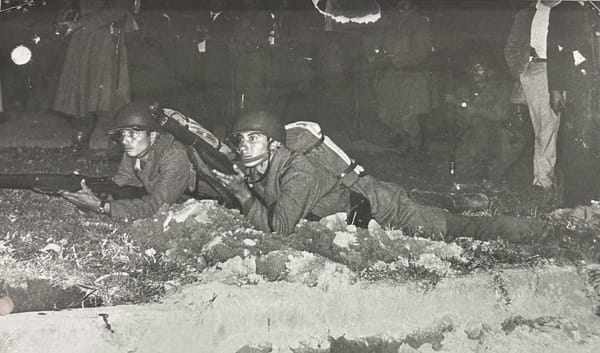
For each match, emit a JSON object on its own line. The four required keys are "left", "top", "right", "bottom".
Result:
{"left": 241, "top": 152, "right": 269, "bottom": 165}
{"left": 245, "top": 140, "right": 278, "bottom": 184}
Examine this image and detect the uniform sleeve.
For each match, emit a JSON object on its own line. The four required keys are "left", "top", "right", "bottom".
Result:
{"left": 244, "top": 161, "right": 319, "bottom": 236}
{"left": 110, "top": 148, "right": 193, "bottom": 219}
{"left": 504, "top": 10, "right": 528, "bottom": 79}
{"left": 464, "top": 82, "right": 512, "bottom": 122}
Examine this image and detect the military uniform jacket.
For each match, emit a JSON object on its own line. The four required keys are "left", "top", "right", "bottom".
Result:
{"left": 242, "top": 147, "right": 449, "bottom": 238}
{"left": 111, "top": 133, "right": 196, "bottom": 219}
{"left": 504, "top": 3, "right": 537, "bottom": 79}
{"left": 547, "top": 1, "right": 597, "bottom": 92}
{"left": 242, "top": 148, "right": 350, "bottom": 235}
{"left": 452, "top": 79, "right": 512, "bottom": 124}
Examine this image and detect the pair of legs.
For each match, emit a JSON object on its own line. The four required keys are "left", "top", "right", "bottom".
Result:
{"left": 69, "top": 113, "right": 98, "bottom": 152}
{"left": 520, "top": 61, "right": 560, "bottom": 189}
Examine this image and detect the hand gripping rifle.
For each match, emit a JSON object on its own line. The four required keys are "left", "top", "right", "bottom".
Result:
{"left": 156, "top": 108, "right": 237, "bottom": 175}
{"left": 0, "top": 174, "right": 146, "bottom": 200}
{"left": 154, "top": 107, "right": 240, "bottom": 209}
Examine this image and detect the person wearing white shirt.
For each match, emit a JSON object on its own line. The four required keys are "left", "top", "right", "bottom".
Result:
{"left": 505, "top": 1, "right": 562, "bottom": 201}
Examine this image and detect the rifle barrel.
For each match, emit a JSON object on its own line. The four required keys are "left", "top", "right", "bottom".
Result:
{"left": 0, "top": 174, "right": 84, "bottom": 192}
{"left": 0, "top": 174, "right": 145, "bottom": 200}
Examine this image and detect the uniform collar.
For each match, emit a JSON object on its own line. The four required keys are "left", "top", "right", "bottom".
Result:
{"left": 130, "top": 133, "right": 176, "bottom": 172}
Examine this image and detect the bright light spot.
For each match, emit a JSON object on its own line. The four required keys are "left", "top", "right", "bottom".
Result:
{"left": 11, "top": 45, "right": 32, "bottom": 65}
{"left": 460, "top": 102, "right": 468, "bottom": 108}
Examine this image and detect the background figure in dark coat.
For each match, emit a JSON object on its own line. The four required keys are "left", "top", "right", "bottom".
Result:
{"left": 230, "top": 0, "right": 274, "bottom": 115}
{"left": 199, "top": 0, "right": 234, "bottom": 135}
{"left": 53, "top": 0, "right": 135, "bottom": 151}
{"left": 445, "top": 52, "right": 526, "bottom": 183}
{"left": 376, "top": 0, "right": 433, "bottom": 151}
{"left": 548, "top": 0, "right": 600, "bottom": 207}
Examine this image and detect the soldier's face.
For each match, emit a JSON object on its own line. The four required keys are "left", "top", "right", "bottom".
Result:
{"left": 235, "top": 131, "right": 270, "bottom": 167}
{"left": 117, "top": 129, "right": 157, "bottom": 158}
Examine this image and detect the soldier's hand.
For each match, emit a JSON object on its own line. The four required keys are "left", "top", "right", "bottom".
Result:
{"left": 61, "top": 179, "right": 103, "bottom": 213}
{"left": 213, "top": 165, "right": 252, "bottom": 203}
{"left": 550, "top": 90, "right": 566, "bottom": 114}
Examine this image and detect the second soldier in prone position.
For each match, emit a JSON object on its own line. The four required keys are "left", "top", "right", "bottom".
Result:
{"left": 214, "top": 110, "right": 550, "bottom": 244}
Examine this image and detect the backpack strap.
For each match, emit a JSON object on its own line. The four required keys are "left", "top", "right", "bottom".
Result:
{"left": 339, "top": 160, "right": 358, "bottom": 179}
{"left": 302, "top": 133, "right": 326, "bottom": 155}
{"left": 338, "top": 160, "right": 366, "bottom": 188}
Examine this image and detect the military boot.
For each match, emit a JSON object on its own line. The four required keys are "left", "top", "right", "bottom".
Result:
{"left": 71, "top": 113, "right": 97, "bottom": 152}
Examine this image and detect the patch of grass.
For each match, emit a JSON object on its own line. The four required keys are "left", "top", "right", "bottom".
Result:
{"left": 1, "top": 147, "right": 597, "bottom": 308}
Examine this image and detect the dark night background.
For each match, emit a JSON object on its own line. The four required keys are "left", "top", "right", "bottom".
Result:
{"left": 0, "top": 0, "right": 527, "bottom": 121}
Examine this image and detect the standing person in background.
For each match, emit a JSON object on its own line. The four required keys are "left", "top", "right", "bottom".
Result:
{"left": 547, "top": 0, "right": 600, "bottom": 207}
{"left": 199, "top": 0, "right": 234, "bottom": 136}
{"left": 269, "top": 0, "right": 317, "bottom": 122}
{"left": 53, "top": 0, "right": 136, "bottom": 152}
{"left": 504, "top": 0, "right": 562, "bottom": 201}
{"left": 376, "top": 0, "right": 433, "bottom": 152}
{"left": 230, "top": 0, "right": 273, "bottom": 115}
{"left": 354, "top": 24, "right": 390, "bottom": 145}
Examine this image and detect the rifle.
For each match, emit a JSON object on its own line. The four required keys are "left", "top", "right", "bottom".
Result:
{"left": 157, "top": 111, "right": 237, "bottom": 175}
{"left": 0, "top": 174, "right": 146, "bottom": 200}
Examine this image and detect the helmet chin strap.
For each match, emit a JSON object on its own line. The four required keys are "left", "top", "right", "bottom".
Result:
{"left": 241, "top": 152, "right": 269, "bottom": 166}
{"left": 244, "top": 141, "right": 278, "bottom": 184}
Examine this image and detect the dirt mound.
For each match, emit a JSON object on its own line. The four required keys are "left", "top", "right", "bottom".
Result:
{"left": 2, "top": 193, "right": 600, "bottom": 352}
{"left": 2, "top": 196, "right": 598, "bottom": 311}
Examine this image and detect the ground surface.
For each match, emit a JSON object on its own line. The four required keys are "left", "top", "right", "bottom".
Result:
{"left": 1, "top": 111, "right": 600, "bottom": 352}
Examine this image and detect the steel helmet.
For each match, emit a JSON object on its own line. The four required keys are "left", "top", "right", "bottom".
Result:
{"left": 108, "top": 99, "right": 162, "bottom": 134}
{"left": 232, "top": 110, "right": 286, "bottom": 143}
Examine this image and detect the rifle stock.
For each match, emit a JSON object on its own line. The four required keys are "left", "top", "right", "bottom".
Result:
{"left": 0, "top": 174, "right": 146, "bottom": 200}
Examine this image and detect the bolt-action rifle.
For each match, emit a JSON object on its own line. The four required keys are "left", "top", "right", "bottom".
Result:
{"left": 0, "top": 174, "right": 146, "bottom": 200}
{"left": 158, "top": 112, "right": 237, "bottom": 175}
